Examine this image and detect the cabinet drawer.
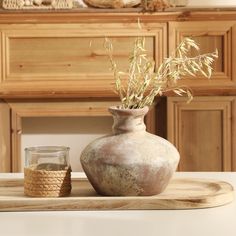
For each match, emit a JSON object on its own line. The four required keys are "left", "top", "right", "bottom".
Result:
{"left": 0, "top": 23, "right": 167, "bottom": 98}
{"left": 169, "top": 21, "right": 236, "bottom": 88}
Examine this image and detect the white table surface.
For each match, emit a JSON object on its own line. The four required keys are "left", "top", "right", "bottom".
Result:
{"left": 0, "top": 172, "right": 235, "bottom": 236}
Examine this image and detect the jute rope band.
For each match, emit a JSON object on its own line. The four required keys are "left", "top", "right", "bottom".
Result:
{"left": 24, "top": 166, "right": 72, "bottom": 197}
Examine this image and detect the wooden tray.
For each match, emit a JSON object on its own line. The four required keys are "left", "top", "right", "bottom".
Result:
{"left": 0, "top": 178, "right": 234, "bottom": 211}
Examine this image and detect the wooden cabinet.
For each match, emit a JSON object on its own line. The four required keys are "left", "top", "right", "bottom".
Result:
{"left": 167, "top": 96, "right": 236, "bottom": 171}
{"left": 0, "top": 11, "right": 236, "bottom": 172}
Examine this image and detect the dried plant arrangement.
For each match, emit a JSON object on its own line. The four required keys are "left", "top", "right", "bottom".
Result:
{"left": 104, "top": 36, "right": 218, "bottom": 109}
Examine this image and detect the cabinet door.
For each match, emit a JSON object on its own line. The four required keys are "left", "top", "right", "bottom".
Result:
{"left": 0, "top": 23, "right": 167, "bottom": 98}
{"left": 169, "top": 21, "right": 236, "bottom": 88}
{"left": 167, "top": 96, "right": 235, "bottom": 171}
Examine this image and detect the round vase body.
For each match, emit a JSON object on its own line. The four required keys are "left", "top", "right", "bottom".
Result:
{"left": 80, "top": 106, "right": 180, "bottom": 196}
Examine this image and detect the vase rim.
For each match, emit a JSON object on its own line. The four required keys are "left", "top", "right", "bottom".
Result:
{"left": 108, "top": 105, "right": 149, "bottom": 116}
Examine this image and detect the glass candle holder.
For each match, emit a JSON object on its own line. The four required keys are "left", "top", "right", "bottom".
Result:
{"left": 24, "top": 146, "right": 71, "bottom": 197}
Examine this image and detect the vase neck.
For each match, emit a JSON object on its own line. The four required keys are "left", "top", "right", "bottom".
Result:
{"left": 108, "top": 106, "right": 149, "bottom": 134}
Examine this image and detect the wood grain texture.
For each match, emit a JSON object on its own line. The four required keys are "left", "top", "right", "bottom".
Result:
{"left": 0, "top": 177, "right": 233, "bottom": 211}
{"left": 7, "top": 36, "right": 153, "bottom": 79}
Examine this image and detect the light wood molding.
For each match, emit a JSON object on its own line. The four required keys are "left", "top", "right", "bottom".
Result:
{"left": 169, "top": 21, "right": 236, "bottom": 88}
{"left": 6, "top": 99, "right": 121, "bottom": 117}
{"left": 0, "top": 23, "right": 166, "bottom": 98}
{"left": 0, "top": 100, "right": 11, "bottom": 172}
{"left": 0, "top": 11, "right": 236, "bottom": 24}
{"left": 167, "top": 96, "right": 234, "bottom": 171}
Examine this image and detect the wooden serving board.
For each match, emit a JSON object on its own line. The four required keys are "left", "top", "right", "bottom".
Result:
{"left": 0, "top": 178, "right": 234, "bottom": 211}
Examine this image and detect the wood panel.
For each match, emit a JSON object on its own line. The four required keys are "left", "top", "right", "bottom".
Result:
{"left": 167, "top": 96, "right": 234, "bottom": 171}
{"left": 169, "top": 21, "right": 236, "bottom": 88}
{"left": 0, "top": 100, "right": 11, "bottom": 172}
{"left": 180, "top": 110, "right": 222, "bottom": 171}
{"left": 0, "top": 23, "right": 167, "bottom": 98}
{"left": 8, "top": 37, "right": 154, "bottom": 78}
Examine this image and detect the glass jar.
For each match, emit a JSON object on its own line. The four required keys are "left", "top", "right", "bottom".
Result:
{"left": 25, "top": 146, "right": 70, "bottom": 171}
{"left": 24, "top": 146, "right": 71, "bottom": 197}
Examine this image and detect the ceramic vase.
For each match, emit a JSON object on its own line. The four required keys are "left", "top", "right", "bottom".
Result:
{"left": 80, "top": 106, "right": 180, "bottom": 196}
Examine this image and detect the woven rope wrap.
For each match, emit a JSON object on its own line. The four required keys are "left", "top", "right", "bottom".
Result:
{"left": 24, "top": 166, "right": 72, "bottom": 197}
{"left": 2, "top": 0, "right": 73, "bottom": 9}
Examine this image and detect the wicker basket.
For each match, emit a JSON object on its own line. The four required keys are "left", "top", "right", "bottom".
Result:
{"left": 2, "top": 0, "right": 73, "bottom": 10}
